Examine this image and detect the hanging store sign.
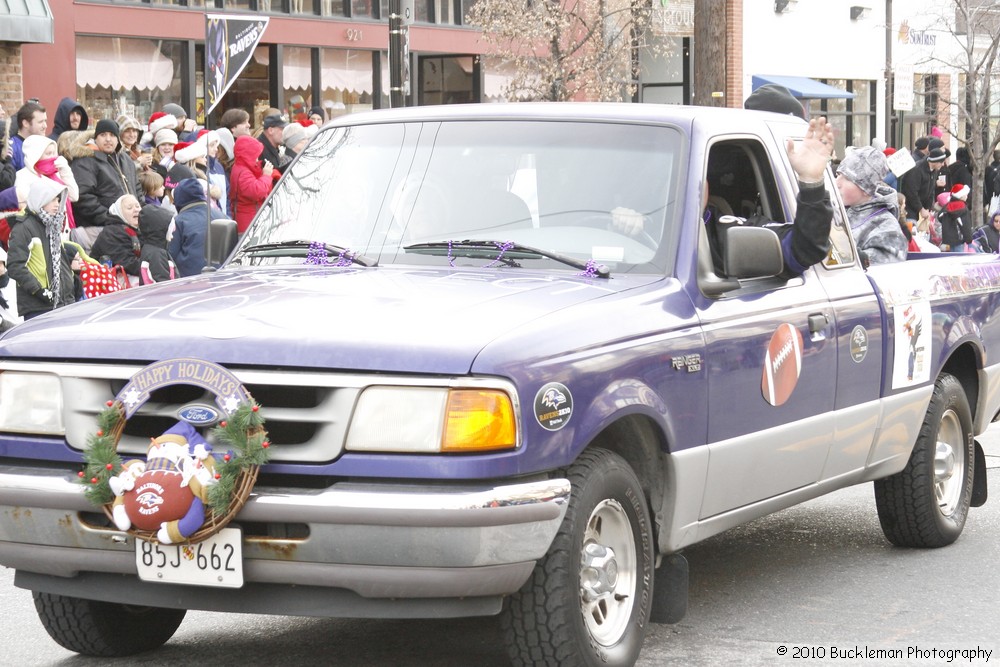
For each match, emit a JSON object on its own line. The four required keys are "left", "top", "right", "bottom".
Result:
{"left": 652, "top": 0, "right": 694, "bottom": 37}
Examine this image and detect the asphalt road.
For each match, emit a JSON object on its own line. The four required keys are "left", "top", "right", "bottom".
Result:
{"left": 2, "top": 428, "right": 999, "bottom": 667}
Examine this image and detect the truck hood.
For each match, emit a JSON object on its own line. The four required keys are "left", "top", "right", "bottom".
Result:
{"left": 0, "top": 266, "right": 657, "bottom": 374}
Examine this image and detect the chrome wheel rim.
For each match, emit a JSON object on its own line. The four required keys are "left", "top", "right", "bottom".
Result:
{"left": 579, "top": 499, "right": 636, "bottom": 646}
{"left": 934, "top": 408, "right": 965, "bottom": 516}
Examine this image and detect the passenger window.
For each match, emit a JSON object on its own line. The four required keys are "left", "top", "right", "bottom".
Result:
{"left": 823, "top": 169, "right": 857, "bottom": 267}
{"left": 703, "top": 139, "right": 786, "bottom": 275}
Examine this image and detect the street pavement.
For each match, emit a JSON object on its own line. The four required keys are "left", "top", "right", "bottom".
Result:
{"left": 1, "top": 426, "right": 999, "bottom": 666}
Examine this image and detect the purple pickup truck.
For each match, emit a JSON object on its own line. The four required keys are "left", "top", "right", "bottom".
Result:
{"left": 1, "top": 103, "right": 999, "bottom": 667}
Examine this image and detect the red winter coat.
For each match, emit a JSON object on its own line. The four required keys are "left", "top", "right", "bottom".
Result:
{"left": 229, "top": 135, "right": 274, "bottom": 234}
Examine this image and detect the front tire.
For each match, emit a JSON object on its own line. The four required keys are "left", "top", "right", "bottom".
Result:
{"left": 33, "top": 591, "right": 186, "bottom": 657}
{"left": 501, "top": 448, "right": 654, "bottom": 667}
{"left": 874, "top": 373, "right": 975, "bottom": 547}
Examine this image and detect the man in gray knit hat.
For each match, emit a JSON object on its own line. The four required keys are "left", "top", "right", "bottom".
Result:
{"left": 836, "top": 146, "right": 907, "bottom": 266}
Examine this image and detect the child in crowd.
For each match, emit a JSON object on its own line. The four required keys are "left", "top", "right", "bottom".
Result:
{"left": 61, "top": 243, "right": 86, "bottom": 302}
{"left": 137, "top": 205, "right": 176, "bottom": 284}
{"left": 139, "top": 170, "right": 166, "bottom": 207}
{"left": 6, "top": 179, "right": 76, "bottom": 319}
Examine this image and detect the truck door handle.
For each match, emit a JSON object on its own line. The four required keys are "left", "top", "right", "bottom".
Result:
{"left": 808, "top": 313, "right": 829, "bottom": 340}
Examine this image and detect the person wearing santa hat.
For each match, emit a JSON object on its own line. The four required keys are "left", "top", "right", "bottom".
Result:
{"left": 937, "top": 183, "right": 974, "bottom": 252}
{"left": 174, "top": 138, "right": 223, "bottom": 211}
{"left": 141, "top": 112, "right": 178, "bottom": 150}
{"left": 151, "top": 129, "right": 178, "bottom": 181}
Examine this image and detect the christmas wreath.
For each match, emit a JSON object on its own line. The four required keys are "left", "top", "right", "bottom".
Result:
{"left": 79, "top": 398, "right": 270, "bottom": 545}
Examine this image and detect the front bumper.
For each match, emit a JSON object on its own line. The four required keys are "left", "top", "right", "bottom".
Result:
{"left": 0, "top": 464, "right": 569, "bottom": 618}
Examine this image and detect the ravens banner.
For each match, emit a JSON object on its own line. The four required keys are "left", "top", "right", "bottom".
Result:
{"left": 205, "top": 14, "right": 270, "bottom": 116}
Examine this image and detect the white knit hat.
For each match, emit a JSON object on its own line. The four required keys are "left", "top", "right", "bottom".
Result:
{"left": 175, "top": 140, "right": 208, "bottom": 164}
{"left": 154, "top": 129, "right": 178, "bottom": 147}
{"left": 148, "top": 113, "right": 178, "bottom": 136}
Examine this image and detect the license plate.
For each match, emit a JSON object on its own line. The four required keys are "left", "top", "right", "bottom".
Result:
{"left": 135, "top": 527, "right": 243, "bottom": 588}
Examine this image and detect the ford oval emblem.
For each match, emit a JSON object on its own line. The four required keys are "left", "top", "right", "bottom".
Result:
{"left": 177, "top": 404, "right": 221, "bottom": 426}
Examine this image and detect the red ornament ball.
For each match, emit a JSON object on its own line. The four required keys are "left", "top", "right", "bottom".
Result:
{"left": 106, "top": 400, "right": 113, "bottom": 407}
{"left": 77, "top": 471, "right": 85, "bottom": 478}
{"left": 106, "top": 463, "right": 114, "bottom": 470}
{"left": 220, "top": 421, "right": 227, "bottom": 428}
{"left": 97, "top": 430, "right": 104, "bottom": 437}
{"left": 262, "top": 441, "right": 270, "bottom": 449}
{"left": 90, "top": 477, "right": 98, "bottom": 484}
{"left": 223, "top": 454, "right": 231, "bottom": 461}
{"left": 252, "top": 405, "right": 259, "bottom": 412}
{"left": 215, "top": 473, "right": 221, "bottom": 480}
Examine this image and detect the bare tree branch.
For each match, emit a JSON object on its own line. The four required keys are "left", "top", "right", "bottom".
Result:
{"left": 468, "top": 0, "right": 671, "bottom": 102}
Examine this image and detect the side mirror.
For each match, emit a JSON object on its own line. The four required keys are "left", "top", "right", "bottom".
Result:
{"left": 724, "top": 225, "right": 784, "bottom": 279}
{"left": 209, "top": 219, "right": 239, "bottom": 266}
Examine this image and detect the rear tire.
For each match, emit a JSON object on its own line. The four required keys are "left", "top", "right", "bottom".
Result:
{"left": 501, "top": 448, "right": 654, "bottom": 667}
{"left": 33, "top": 591, "right": 185, "bottom": 657}
{"left": 874, "top": 373, "right": 974, "bottom": 547}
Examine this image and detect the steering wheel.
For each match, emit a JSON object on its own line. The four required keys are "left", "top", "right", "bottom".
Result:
{"left": 573, "top": 212, "right": 659, "bottom": 252}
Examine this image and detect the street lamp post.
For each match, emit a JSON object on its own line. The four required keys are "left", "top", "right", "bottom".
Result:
{"left": 388, "top": 0, "right": 411, "bottom": 108}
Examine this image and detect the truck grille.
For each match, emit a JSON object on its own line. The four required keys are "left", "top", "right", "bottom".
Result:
{"left": 55, "top": 364, "right": 364, "bottom": 463}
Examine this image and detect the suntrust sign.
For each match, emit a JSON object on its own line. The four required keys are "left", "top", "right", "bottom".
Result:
{"left": 898, "top": 20, "right": 936, "bottom": 46}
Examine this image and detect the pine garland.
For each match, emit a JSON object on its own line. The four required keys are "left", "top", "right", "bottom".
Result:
{"left": 79, "top": 399, "right": 270, "bottom": 519}
{"left": 78, "top": 402, "right": 126, "bottom": 506}
{"left": 205, "top": 401, "right": 270, "bottom": 517}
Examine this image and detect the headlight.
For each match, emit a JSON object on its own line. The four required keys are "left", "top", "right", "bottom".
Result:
{"left": 0, "top": 372, "right": 64, "bottom": 435}
{"left": 345, "top": 386, "right": 517, "bottom": 453}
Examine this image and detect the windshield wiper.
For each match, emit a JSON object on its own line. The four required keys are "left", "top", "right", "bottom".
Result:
{"left": 240, "top": 240, "right": 377, "bottom": 267}
{"left": 404, "top": 240, "right": 610, "bottom": 278}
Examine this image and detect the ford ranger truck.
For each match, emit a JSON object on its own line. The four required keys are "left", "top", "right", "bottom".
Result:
{"left": 0, "top": 103, "right": 997, "bottom": 667}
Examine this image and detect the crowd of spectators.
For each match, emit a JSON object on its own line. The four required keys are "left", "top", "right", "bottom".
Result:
{"left": 0, "top": 96, "right": 321, "bottom": 325}
{"left": 836, "top": 126, "right": 1000, "bottom": 264}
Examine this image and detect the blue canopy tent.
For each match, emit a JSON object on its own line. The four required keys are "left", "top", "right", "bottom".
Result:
{"left": 752, "top": 75, "right": 855, "bottom": 100}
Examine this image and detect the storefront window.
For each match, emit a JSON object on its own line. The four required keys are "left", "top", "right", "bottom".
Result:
{"left": 435, "top": 0, "right": 455, "bottom": 24}
{"left": 379, "top": 50, "right": 391, "bottom": 108}
{"left": 416, "top": 0, "right": 432, "bottom": 21}
{"left": 481, "top": 57, "right": 543, "bottom": 102}
{"left": 320, "top": 48, "right": 375, "bottom": 118}
{"left": 75, "top": 36, "right": 183, "bottom": 125}
{"left": 322, "top": 0, "right": 347, "bottom": 16}
{"left": 806, "top": 79, "right": 875, "bottom": 155}
{"left": 353, "top": 0, "right": 377, "bottom": 18}
{"left": 205, "top": 46, "right": 272, "bottom": 131}
{"left": 639, "top": 34, "right": 685, "bottom": 104}
{"left": 420, "top": 56, "right": 473, "bottom": 105}
{"left": 460, "top": 0, "right": 476, "bottom": 24}
{"left": 284, "top": 46, "right": 314, "bottom": 121}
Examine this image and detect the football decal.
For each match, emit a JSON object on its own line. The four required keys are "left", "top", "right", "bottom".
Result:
{"left": 761, "top": 323, "right": 804, "bottom": 406}
{"left": 123, "top": 469, "right": 194, "bottom": 531}
{"left": 109, "top": 422, "right": 219, "bottom": 543}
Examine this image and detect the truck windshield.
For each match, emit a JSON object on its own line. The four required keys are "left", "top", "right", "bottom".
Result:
{"left": 234, "top": 120, "right": 682, "bottom": 274}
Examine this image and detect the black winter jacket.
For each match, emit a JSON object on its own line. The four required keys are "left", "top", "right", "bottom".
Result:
{"left": 69, "top": 148, "right": 142, "bottom": 228}
{"left": 6, "top": 212, "right": 75, "bottom": 318}
{"left": 938, "top": 201, "right": 974, "bottom": 249}
{"left": 91, "top": 223, "right": 142, "bottom": 277}
{"left": 707, "top": 180, "right": 833, "bottom": 279}
{"left": 138, "top": 205, "right": 175, "bottom": 283}
{"left": 899, "top": 158, "right": 934, "bottom": 220}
